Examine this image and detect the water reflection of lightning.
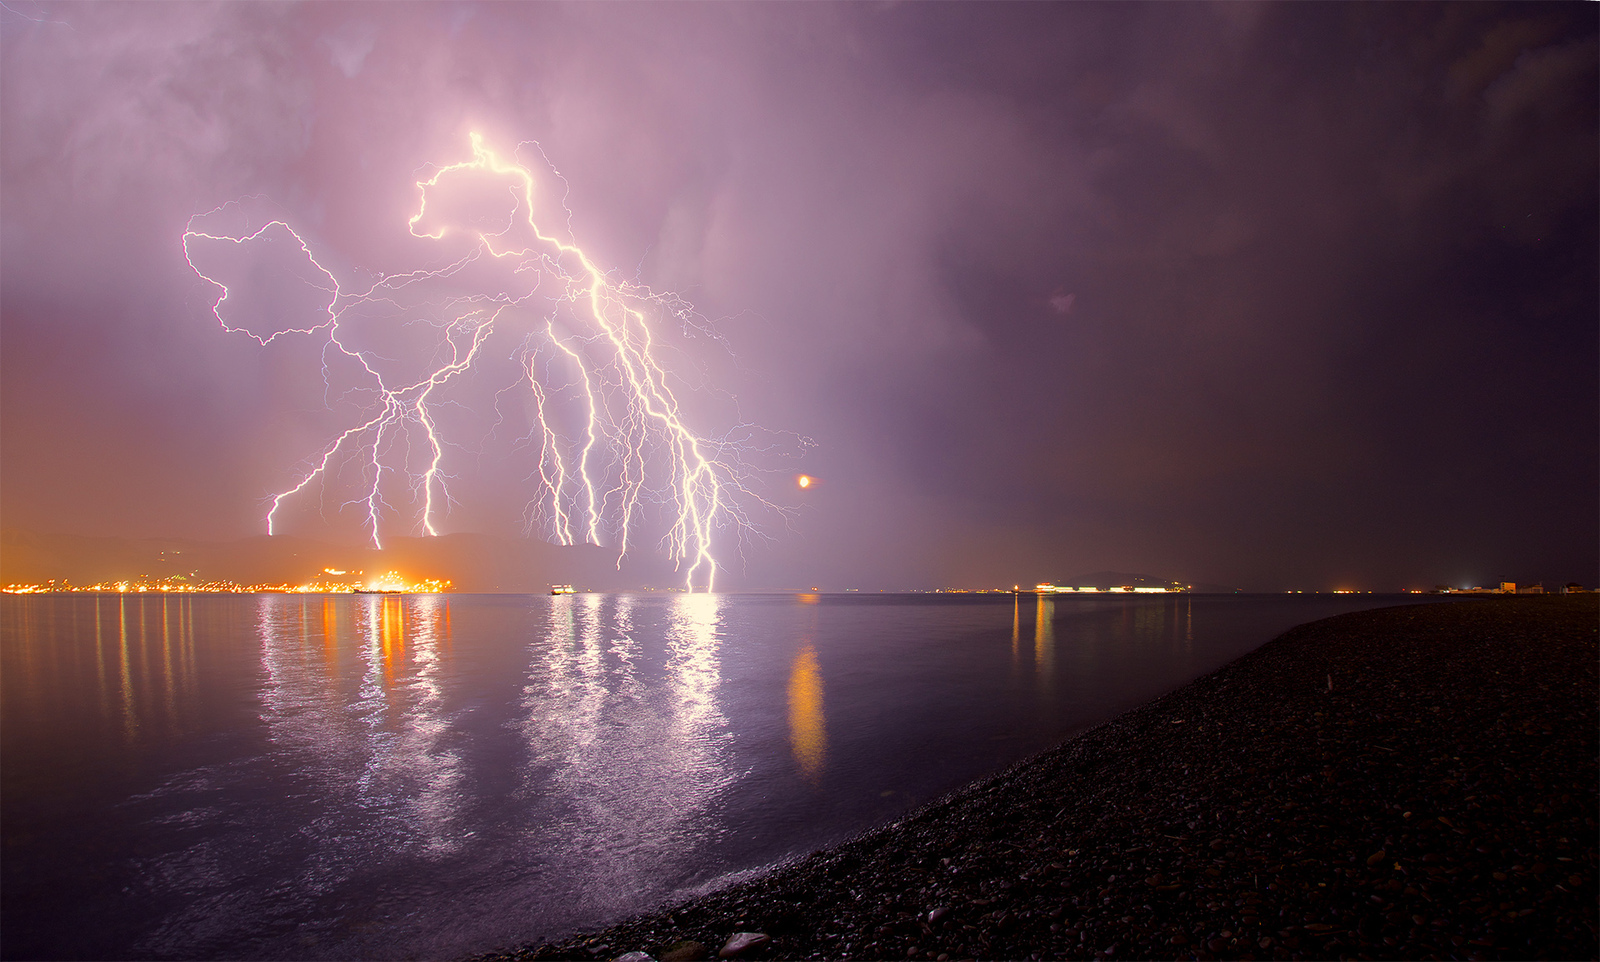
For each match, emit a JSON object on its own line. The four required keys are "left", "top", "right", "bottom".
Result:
{"left": 184, "top": 134, "right": 798, "bottom": 589}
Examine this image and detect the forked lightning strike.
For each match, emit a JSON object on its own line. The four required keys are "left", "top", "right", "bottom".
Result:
{"left": 184, "top": 133, "right": 793, "bottom": 590}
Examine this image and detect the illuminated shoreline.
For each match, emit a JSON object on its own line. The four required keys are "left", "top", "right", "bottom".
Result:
{"left": 3, "top": 572, "right": 451, "bottom": 595}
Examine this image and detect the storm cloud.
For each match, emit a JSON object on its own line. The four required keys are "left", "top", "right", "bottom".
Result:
{"left": 3, "top": 2, "right": 1594, "bottom": 591}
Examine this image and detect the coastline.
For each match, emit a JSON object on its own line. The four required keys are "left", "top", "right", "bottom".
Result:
{"left": 485, "top": 596, "right": 1597, "bottom": 962}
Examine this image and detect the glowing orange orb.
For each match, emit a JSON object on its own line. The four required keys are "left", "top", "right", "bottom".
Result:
{"left": 798, "top": 474, "right": 813, "bottom": 489}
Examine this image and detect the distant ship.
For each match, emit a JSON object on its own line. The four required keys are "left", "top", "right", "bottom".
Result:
{"left": 550, "top": 584, "right": 575, "bottom": 595}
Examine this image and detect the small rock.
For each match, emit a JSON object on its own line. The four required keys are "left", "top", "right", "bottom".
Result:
{"left": 660, "top": 942, "right": 708, "bottom": 962}
{"left": 927, "top": 906, "right": 950, "bottom": 925}
{"left": 615, "top": 954, "right": 655, "bottom": 962}
{"left": 718, "top": 932, "right": 770, "bottom": 959}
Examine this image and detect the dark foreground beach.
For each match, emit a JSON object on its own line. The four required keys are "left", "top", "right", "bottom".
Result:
{"left": 488, "top": 596, "right": 1597, "bottom": 962}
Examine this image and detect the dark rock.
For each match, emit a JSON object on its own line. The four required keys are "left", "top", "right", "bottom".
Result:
{"left": 658, "top": 942, "right": 708, "bottom": 962}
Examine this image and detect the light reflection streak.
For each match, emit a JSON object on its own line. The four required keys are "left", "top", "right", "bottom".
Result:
{"left": 400, "top": 594, "right": 460, "bottom": 849}
{"left": 43, "top": 595, "right": 208, "bottom": 739}
{"left": 137, "top": 599, "right": 151, "bottom": 723}
{"left": 665, "top": 594, "right": 727, "bottom": 776}
{"left": 786, "top": 643, "right": 826, "bottom": 783}
{"left": 323, "top": 598, "right": 338, "bottom": 676}
{"left": 608, "top": 594, "right": 639, "bottom": 678}
{"left": 94, "top": 597, "right": 108, "bottom": 720}
{"left": 118, "top": 594, "right": 136, "bottom": 739}
{"left": 518, "top": 592, "right": 734, "bottom": 911}
{"left": 1011, "top": 592, "right": 1021, "bottom": 668}
{"left": 252, "top": 593, "right": 465, "bottom": 867}
{"left": 160, "top": 597, "right": 176, "bottom": 722}
{"left": 1034, "top": 593, "right": 1055, "bottom": 691}
{"left": 182, "top": 596, "right": 197, "bottom": 700}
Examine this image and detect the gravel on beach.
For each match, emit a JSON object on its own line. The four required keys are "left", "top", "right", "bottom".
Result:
{"left": 485, "top": 596, "right": 1598, "bottom": 962}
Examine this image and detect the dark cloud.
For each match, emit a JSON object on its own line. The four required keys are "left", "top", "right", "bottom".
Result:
{"left": 3, "top": 2, "right": 1594, "bottom": 591}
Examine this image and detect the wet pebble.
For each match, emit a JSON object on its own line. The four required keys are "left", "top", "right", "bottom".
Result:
{"left": 716, "top": 932, "right": 769, "bottom": 959}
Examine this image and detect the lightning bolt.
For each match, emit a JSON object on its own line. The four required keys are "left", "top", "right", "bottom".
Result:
{"left": 184, "top": 133, "right": 802, "bottom": 590}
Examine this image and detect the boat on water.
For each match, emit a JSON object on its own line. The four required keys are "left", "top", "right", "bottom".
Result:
{"left": 550, "top": 584, "right": 575, "bottom": 595}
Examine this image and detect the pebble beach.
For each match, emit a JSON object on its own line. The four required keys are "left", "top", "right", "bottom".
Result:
{"left": 486, "top": 596, "right": 1598, "bottom": 962}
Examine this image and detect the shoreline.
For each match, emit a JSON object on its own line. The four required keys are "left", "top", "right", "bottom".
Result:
{"left": 485, "top": 596, "right": 1597, "bottom": 962}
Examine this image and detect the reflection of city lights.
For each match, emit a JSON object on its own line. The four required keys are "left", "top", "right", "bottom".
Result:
{"left": 1034, "top": 592, "right": 1055, "bottom": 686}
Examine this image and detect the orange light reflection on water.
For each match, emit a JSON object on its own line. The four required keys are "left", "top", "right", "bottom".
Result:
{"left": 786, "top": 644, "right": 827, "bottom": 783}
{"left": 1034, "top": 593, "right": 1055, "bottom": 691}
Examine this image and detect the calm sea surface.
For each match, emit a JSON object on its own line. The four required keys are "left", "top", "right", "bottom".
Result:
{"left": 1, "top": 592, "right": 1443, "bottom": 960}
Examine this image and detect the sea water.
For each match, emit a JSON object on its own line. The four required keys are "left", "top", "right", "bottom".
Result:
{"left": 1, "top": 591, "right": 1443, "bottom": 960}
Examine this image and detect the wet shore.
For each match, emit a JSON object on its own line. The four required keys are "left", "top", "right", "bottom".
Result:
{"left": 485, "top": 596, "right": 1597, "bottom": 961}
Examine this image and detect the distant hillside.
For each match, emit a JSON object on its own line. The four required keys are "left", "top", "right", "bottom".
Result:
{"left": 1058, "top": 571, "right": 1244, "bottom": 593}
{"left": 0, "top": 529, "right": 645, "bottom": 592}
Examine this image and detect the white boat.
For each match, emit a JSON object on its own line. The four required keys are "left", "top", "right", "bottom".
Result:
{"left": 550, "top": 584, "right": 575, "bottom": 595}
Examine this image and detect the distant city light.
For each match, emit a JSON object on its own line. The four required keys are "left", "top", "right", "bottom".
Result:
{"left": 1033, "top": 583, "right": 1186, "bottom": 594}
{"left": 3, "top": 572, "right": 451, "bottom": 594}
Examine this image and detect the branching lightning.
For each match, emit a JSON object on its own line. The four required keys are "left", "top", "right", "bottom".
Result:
{"left": 184, "top": 133, "right": 799, "bottom": 590}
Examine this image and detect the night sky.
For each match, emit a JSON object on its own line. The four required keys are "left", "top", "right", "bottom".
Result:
{"left": 2, "top": 3, "right": 1595, "bottom": 592}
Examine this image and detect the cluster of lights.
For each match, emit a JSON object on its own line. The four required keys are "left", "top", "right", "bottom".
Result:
{"left": 358, "top": 571, "right": 452, "bottom": 593}
{"left": 3, "top": 571, "right": 451, "bottom": 595}
{"left": 5, "top": 578, "right": 262, "bottom": 594}
{"left": 1034, "top": 583, "right": 1188, "bottom": 594}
